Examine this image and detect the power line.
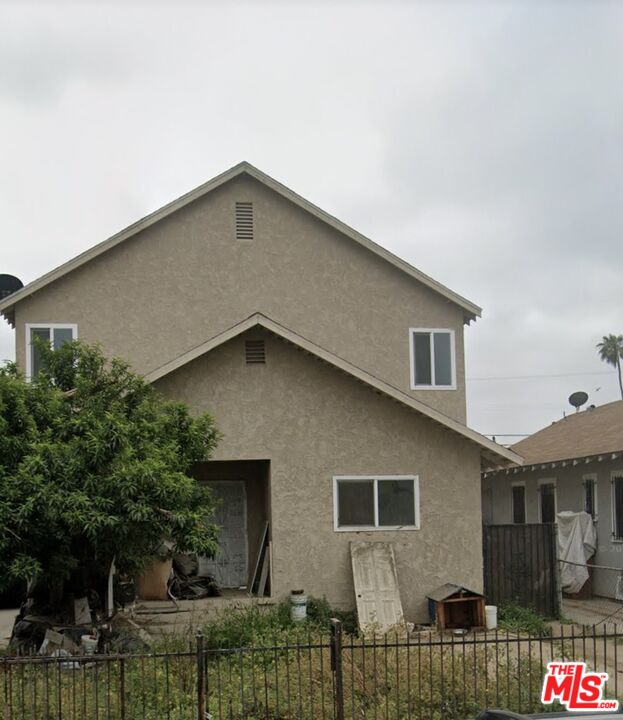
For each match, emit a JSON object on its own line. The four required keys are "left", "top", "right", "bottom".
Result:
{"left": 483, "top": 433, "right": 530, "bottom": 437}
{"left": 466, "top": 370, "right": 612, "bottom": 382}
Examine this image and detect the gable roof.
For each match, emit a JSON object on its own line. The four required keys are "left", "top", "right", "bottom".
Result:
{"left": 145, "top": 311, "right": 520, "bottom": 468}
{"left": 508, "top": 400, "right": 623, "bottom": 466}
{"left": 0, "top": 162, "right": 481, "bottom": 326}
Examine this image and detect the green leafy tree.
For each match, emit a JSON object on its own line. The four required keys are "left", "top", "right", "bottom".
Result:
{"left": 596, "top": 334, "right": 623, "bottom": 399}
{"left": 0, "top": 340, "right": 220, "bottom": 604}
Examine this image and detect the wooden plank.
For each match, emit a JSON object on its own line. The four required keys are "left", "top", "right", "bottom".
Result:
{"left": 438, "top": 602, "right": 446, "bottom": 631}
{"left": 250, "top": 521, "right": 269, "bottom": 594}
{"left": 257, "top": 541, "right": 270, "bottom": 597}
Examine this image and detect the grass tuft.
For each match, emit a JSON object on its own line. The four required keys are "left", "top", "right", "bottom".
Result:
{"left": 498, "top": 602, "right": 552, "bottom": 636}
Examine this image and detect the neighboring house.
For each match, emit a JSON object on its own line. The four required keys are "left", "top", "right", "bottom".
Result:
{"left": 0, "top": 162, "right": 519, "bottom": 622}
{"left": 482, "top": 400, "right": 623, "bottom": 598}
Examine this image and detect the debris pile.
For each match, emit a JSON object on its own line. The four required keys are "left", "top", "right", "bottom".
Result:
{"left": 169, "top": 553, "right": 221, "bottom": 600}
{"left": 8, "top": 554, "right": 221, "bottom": 657}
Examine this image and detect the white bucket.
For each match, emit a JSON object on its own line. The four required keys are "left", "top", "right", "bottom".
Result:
{"left": 81, "top": 635, "right": 98, "bottom": 655}
{"left": 485, "top": 605, "right": 497, "bottom": 630}
{"left": 290, "top": 590, "right": 307, "bottom": 622}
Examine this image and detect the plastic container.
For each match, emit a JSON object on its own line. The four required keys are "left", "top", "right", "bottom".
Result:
{"left": 81, "top": 635, "right": 98, "bottom": 655}
{"left": 290, "top": 590, "right": 307, "bottom": 622}
{"left": 485, "top": 605, "right": 497, "bottom": 630}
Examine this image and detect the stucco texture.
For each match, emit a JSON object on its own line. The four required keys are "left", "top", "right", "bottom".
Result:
{"left": 14, "top": 174, "right": 467, "bottom": 421}
{"left": 155, "top": 329, "right": 483, "bottom": 622}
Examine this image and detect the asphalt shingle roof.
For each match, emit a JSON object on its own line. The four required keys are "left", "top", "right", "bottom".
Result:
{"left": 511, "top": 400, "right": 623, "bottom": 465}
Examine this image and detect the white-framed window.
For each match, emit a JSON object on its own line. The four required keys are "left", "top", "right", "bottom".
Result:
{"left": 538, "top": 479, "right": 557, "bottom": 523}
{"left": 25, "top": 323, "right": 78, "bottom": 380}
{"left": 333, "top": 475, "right": 420, "bottom": 531}
{"left": 511, "top": 481, "right": 526, "bottom": 524}
{"left": 582, "top": 473, "right": 598, "bottom": 520}
{"left": 409, "top": 328, "right": 456, "bottom": 390}
{"left": 611, "top": 472, "right": 623, "bottom": 541}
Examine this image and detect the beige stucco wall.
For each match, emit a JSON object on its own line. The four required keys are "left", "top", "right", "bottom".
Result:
{"left": 154, "top": 329, "right": 482, "bottom": 622}
{"left": 14, "top": 174, "right": 467, "bottom": 421}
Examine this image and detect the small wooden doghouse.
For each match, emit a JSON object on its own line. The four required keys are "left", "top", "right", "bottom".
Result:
{"left": 427, "top": 584, "right": 485, "bottom": 631}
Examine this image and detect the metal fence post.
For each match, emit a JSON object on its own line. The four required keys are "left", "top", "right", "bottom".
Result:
{"left": 196, "top": 630, "right": 206, "bottom": 720}
{"left": 119, "top": 657, "right": 126, "bottom": 720}
{"left": 330, "top": 618, "right": 344, "bottom": 720}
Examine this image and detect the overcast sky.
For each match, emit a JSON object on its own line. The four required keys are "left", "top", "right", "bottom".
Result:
{"left": 1, "top": 1, "right": 622, "bottom": 442}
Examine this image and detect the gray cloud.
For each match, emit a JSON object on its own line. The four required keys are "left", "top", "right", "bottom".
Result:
{"left": 1, "top": 0, "right": 621, "bottom": 439}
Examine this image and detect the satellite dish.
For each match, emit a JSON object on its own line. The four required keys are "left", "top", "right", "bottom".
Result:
{"left": 0, "top": 274, "right": 23, "bottom": 300}
{"left": 569, "top": 391, "right": 589, "bottom": 412}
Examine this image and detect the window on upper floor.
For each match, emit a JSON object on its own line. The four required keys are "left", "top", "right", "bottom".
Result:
{"left": 333, "top": 475, "right": 420, "bottom": 531}
{"left": 409, "top": 328, "right": 456, "bottom": 390}
{"left": 26, "top": 324, "right": 77, "bottom": 379}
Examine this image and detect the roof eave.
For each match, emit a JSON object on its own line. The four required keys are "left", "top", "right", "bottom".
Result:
{"left": 145, "top": 311, "right": 519, "bottom": 468}
{"left": 1, "top": 307, "right": 15, "bottom": 328}
{"left": 484, "top": 449, "right": 623, "bottom": 477}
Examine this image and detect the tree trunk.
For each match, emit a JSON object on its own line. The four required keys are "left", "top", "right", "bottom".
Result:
{"left": 618, "top": 357, "right": 623, "bottom": 400}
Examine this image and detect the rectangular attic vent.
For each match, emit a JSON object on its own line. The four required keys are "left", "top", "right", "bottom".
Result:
{"left": 235, "top": 201, "right": 254, "bottom": 240}
{"left": 245, "top": 339, "right": 265, "bottom": 364}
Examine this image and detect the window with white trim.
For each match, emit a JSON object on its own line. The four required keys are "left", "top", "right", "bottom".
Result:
{"left": 409, "top": 329, "right": 456, "bottom": 389}
{"left": 583, "top": 474, "right": 597, "bottom": 520}
{"left": 611, "top": 473, "right": 623, "bottom": 540}
{"left": 538, "top": 480, "right": 557, "bottom": 523}
{"left": 333, "top": 475, "right": 420, "bottom": 531}
{"left": 511, "top": 482, "right": 526, "bottom": 524}
{"left": 26, "top": 324, "right": 77, "bottom": 379}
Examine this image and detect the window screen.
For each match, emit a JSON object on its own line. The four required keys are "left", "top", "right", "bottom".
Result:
{"left": 29, "top": 325, "right": 76, "bottom": 378}
{"left": 53, "top": 327, "right": 74, "bottom": 350}
{"left": 512, "top": 485, "right": 526, "bottom": 524}
{"left": 584, "top": 478, "right": 596, "bottom": 518}
{"left": 378, "top": 479, "right": 415, "bottom": 526}
{"left": 613, "top": 477, "right": 623, "bottom": 540}
{"left": 30, "top": 328, "right": 51, "bottom": 377}
{"left": 411, "top": 330, "right": 454, "bottom": 387}
{"left": 540, "top": 484, "right": 556, "bottom": 523}
{"left": 335, "top": 476, "right": 418, "bottom": 530}
{"left": 413, "top": 333, "right": 432, "bottom": 385}
{"left": 337, "top": 480, "right": 374, "bottom": 527}
{"left": 433, "top": 332, "right": 452, "bottom": 386}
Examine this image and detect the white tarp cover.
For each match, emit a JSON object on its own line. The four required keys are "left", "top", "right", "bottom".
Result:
{"left": 557, "top": 511, "right": 597, "bottom": 594}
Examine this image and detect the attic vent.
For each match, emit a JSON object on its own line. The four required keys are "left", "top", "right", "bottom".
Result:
{"left": 235, "top": 201, "right": 254, "bottom": 240}
{"left": 245, "top": 339, "right": 265, "bottom": 364}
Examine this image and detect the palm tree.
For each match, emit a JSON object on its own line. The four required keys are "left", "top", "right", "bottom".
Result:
{"left": 596, "top": 334, "right": 623, "bottom": 399}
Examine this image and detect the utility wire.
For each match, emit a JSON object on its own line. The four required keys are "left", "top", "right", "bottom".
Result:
{"left": 467, "top": 370, "right": 612, "bottom": 382}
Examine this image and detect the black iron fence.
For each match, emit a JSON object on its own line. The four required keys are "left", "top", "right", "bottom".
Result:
{"left": 3, "top": 620, "right": 623, "bottom": 720}
{"left": 483, "top": 523, "right": 561, "bottom": 618}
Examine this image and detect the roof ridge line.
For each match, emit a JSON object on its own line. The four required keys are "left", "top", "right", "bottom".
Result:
{"left": 0, "top": 162, "right": 481, "bottom": 325}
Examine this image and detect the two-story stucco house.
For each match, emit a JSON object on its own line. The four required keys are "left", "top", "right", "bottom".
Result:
{"left": 0, "top": 162, "right": 519, "bottom": 622}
